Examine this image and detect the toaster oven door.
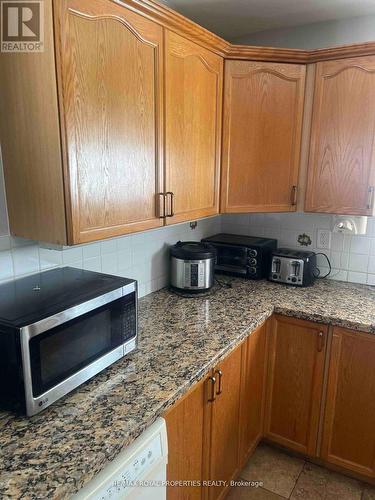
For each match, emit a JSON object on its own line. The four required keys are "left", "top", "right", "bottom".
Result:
{"left": 20, "top": 284, "right": 137, "bottom": 415}
{"left": 213, "top": 243, "right": 248, "bottom": 268}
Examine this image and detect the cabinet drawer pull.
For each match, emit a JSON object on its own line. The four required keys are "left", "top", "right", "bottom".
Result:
{"left": 367, "top": 186, "right": 374, "bottom": 211}
{"left": 291, "top": 185, "right": 298, "bottom": 206}
{"left": 166, "top": 191, "right": 175, "bottom": 217}
{"left": 317, "top": 331, "right": 325, "bottom": 352}
{"left": 208, "top": 376, "right": 216, "bottom": 402}
{"left": 214, "top": 369, "right": 223, "bottom": 395}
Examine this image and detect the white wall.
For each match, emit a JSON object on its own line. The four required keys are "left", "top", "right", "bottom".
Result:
{"left": 0, "top": 216, "right": 221, "bottom": 296}
{"left": 232, "top": 15, "right": 375, "bottom": 49}
{"left": 222, "top": 213, "right": 375, "bottom": 286}
{"left": 0, "top": 147, "right": 224, "bottom": 298}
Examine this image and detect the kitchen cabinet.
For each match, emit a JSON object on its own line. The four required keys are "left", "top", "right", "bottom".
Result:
{"left": 221, "top": 61, "right": 306, "bottom": 213}
{"left": 264, "top": 315, "right": 328, "bottom": 456}
{"left": 164, "top": 31, "right": 222, "bottom": 224}
{"left": 321, "top": 327, "right": 375, "bottom": 478}
{"left": 0, "top": 0, "right": 223, "bottom": 245}
{"left": 0, "top": 0, "right": 165, "bottom": 244}
{"left": 208, "top": 344, "right": 243, "bottom": 500}
{"left": 305, "top": 56, "right": 375, "bottom": 215}
{"left": 164, "top": 342, "right": 243, "bottom": 500}
{"left": 57, "top": 0, "right": 165, "bottom": 242}
{"left": 164, "top": 378, "right": 207, "bottom": 500}
{"left": 239, "top": 321, "right": 268, "bottom": 467}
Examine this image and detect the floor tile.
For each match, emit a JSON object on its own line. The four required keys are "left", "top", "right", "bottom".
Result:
{"left": 227, "top": 485, "right": 284, "bottom": 500}
{"left": 290, "top": 463, "right": 362, "bottom": 500}
{"left": 240, "top": 444, "right": 305, "bottom": 498}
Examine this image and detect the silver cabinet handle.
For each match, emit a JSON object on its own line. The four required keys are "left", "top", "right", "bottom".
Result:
{"left": 367, "top": 186, "right": 374, "bottom": 211}
{"left": 208, "top": 376, "right": 216, "bottom": 402}
{"left": 214, "top": 369, "right": 223, "bottom": 395}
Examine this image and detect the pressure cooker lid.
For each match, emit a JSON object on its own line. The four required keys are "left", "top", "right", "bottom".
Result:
{"left": 171, "top": 241, "right": 217, "bottom": 260}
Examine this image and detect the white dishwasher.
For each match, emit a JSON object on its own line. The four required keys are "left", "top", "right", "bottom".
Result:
{"left": 73, "top": 418, "right": 168, "bottom": 500}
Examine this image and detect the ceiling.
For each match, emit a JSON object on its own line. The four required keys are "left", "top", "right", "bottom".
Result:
{"left": 160, "top": 0, "right": 375, "bottom": 40}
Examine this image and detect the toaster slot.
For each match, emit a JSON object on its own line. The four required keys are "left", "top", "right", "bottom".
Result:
{"left": 272, "top": 258, "right": 281, "bottom": 274}
{"left": 291, "top": 260, "right": 301, "bottom": 276}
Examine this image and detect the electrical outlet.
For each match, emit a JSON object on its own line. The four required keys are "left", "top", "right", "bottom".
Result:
{"left": 317, "top": 229, "right": 331, "bottom": 250}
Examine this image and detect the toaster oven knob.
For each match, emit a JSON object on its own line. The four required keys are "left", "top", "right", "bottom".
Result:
{"left": 249, "top": 258, "right": 257, "bottom": 266}
{"left": 248, "top": 249, "right": 257, "bottom": 258}
{"left": 249, "top": 267, "right": 257, "bottom": 275}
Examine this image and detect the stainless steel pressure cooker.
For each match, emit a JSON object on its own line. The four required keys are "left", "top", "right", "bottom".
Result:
{"left": 170, "top": 241, "right": 217, "bottom": 293}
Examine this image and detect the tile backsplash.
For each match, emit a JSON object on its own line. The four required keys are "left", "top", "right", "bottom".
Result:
{"left": 0, "top": 212, "right": 374, "bottom": 296}
{"left": 222, "top": 212, "right": 375, "bottom": 285}
{"left": 0, "top": 216, "right": 221, "bottom": 297}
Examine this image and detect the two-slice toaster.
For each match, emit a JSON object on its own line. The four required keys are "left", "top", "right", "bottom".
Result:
{"left": 269, "top": 248, "right": 317, "bottom": 287}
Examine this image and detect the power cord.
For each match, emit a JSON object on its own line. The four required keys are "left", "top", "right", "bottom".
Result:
{"left": 313, "top": 252, "right": 332, "bottom": 279}
{"left": 215, "top": 277, "right": 233, "bottom": 289}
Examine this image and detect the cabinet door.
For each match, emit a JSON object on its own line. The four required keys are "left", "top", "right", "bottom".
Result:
{"left": 265, "top": 315, "right": 327, "bottom": 456}
{"left": 321, "top": 327, "right": 375, "bottom": 478}
{"left": 239, "top": 321, "right": 267, "bottom": 467}
{"left": 305, "top": 56, "right": 375, "bottom": 215}
{"left": 56, "top": 0, "right": 164, "bottom": 244}
{"left": 221, "top": 61, "right": 306, "bottom": 213}
{"left": 208, "top": 344, "right": 242, "bottom": 500}
{"left": 164, "top": 378, "right": 208, "bottom": 500}
{"left": 165, "top": 31, "right": 222, "bottom": 224}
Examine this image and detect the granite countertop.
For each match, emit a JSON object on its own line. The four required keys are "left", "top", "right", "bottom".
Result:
{"left": 0, "top": 278, "right": 374, "bottom": 499}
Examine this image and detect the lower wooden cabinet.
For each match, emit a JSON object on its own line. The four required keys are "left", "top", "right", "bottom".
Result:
{"left": 164, "top": 339, "right": 246, "bottom": 500}
{"left": 321, "top": 327, "right": 375, "bottom": 478}
{"left": 207, "top": 343, "right": 242, "bottom": 500}
{"left": 165, "top": 378, "right": 207, "bottom": 500}
{"left": 239, "top": 321, "right": 268, "bottom": 466}
{"left": 165, "top": 316, "right": 375, "bottom": 498}
{"left": 264, "top": 315, "right": 328, "bottom": 456}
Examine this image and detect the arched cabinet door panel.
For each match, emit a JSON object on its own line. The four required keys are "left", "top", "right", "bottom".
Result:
{"left": 221, "top": 60, "right": 306, "bottom": 213}
{"left": 305, "top": 56, "right": 375, "bottom": 215}
{"left": 164, "top": 31, "right": 222, "bottom": 224}
{"left": 56, "top": 0, "right": 164, "bottom": 243}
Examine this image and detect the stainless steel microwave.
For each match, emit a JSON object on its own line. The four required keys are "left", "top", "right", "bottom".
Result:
{"left": 0, "top": 267, "right": 137, "bottom": 416}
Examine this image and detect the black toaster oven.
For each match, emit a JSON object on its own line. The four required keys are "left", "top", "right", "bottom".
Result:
{"left": 201, "top": 233, "right": 277, "bottom": 279}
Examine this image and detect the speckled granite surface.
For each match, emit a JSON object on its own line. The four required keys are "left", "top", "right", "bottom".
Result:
{"left": 0, "top": 278, "right": 374, "bottom": 499}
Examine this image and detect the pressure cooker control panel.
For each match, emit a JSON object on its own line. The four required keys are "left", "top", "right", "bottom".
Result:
{"left": 185, "top": 262, "right": 205, "bottom": 287}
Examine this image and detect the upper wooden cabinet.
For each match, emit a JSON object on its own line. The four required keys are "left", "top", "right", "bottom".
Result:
{"left": 57, "top": 0, "right": 165, "bottom": 242}
{"left": 0, "top": 0, "right": 165, "bottom": 244}
{"left": 221, "top": 61, "right": 306, "bottom": 213}
{"left": 164, "top": 32, "right": 222, "bottom": 223}
{"left": 0, "top": 0, "right": 223, "bottom": 245}
{"left": 265, "top": 315, "right": 327, "bottom": 457}
{"left": 305, "top": 56, "right": 375, "bottom": 215}
{"left": 321, "top": 327, "right": 375, "bottom": 478}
